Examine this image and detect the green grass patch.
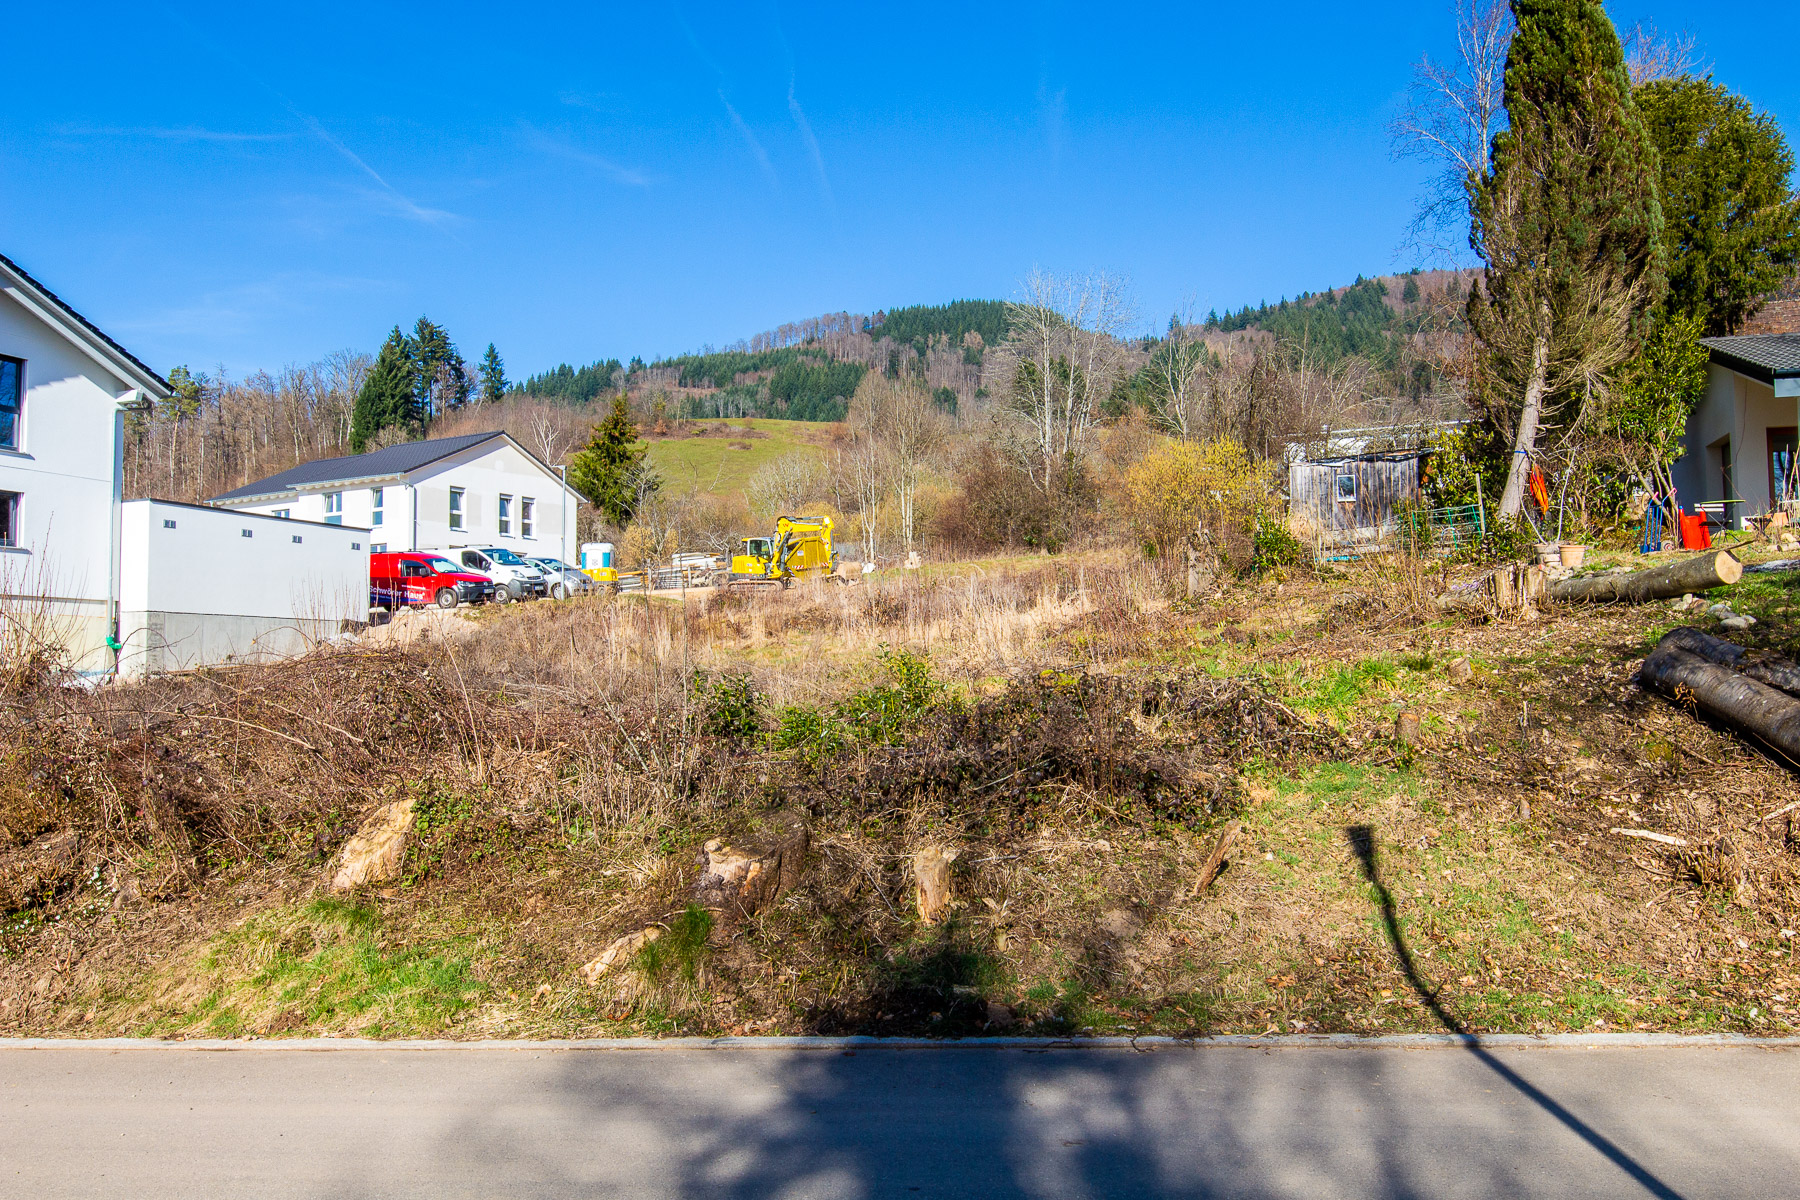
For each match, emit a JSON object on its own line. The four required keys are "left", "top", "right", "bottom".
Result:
{"left": 141, "top": 897, "right": 485, "bottom": 1037}
{"left": 644, "top": 418, "right": 829, "bottom": 502}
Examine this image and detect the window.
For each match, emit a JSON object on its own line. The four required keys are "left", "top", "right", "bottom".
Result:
{"left": 521, "top": 497, "right": 535, "bottom": 538}
{"left": 0, "top": 491, "right": 17, "bottom": 547}
{"left": 162, "top": 519, "right": 177, "bottom": 530}
{"left": 367, "top": 542, "right": 381, "bottom": 553}
{"left": 1334, "top": 471, "right": 1357, "bottom": 502}
{"left": 1771, "top": 428, "right": 1798, "bottom": 504}
{"left": 370, "top": 488, "right": 384, "bottom": 527}
{"left": 0, "top": 358, "right": 21, "bottom": 451}
{"left": 324, "top": 492, "right": 344, "bottom": 525}
{"left": 449, "top": 487, "right": 464, "bottom": 531}
{"left": 272, "top": 509, "right": 290, "bottom": 520}
{"left": 241, "top": 528, "right": 254, "bottom": 538}
{"left": 292, "top": 535, "right": 304, "bottom": 544}
{"left": 402, "top": 560, "right": 429, "bottom": 578}
{"left": 498, "top": 494, "right": 512, "bottom": 536}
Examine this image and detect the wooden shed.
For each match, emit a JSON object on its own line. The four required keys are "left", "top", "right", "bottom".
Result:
{"left": 1287, "top": 451, "right": 1425, "bottom": 553}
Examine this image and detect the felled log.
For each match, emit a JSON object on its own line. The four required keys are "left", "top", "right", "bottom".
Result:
{"left": 1551, "top": 551, "right": 1741, "bottom": 604}
{"left": 1641, "top": 632, "right": 1800, "bottom": 761}
{"left": 1659, "top": 625, "right": 1800, "bottom": 698}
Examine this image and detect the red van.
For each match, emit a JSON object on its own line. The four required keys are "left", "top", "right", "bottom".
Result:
{"left": 370, "top": 551, "right": 496, "bottom": 610}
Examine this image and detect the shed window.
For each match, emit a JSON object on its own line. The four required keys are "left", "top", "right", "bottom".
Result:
{"left": 521, "top": 497, "right": 534, "bottom": 538}
{"left": 449, "top": 487, "right": 464, "bottom": 531}
{"left": 0, "top": 358, "right": 20, "bottom": 451}
{"left": 0, "top": 491, "right": 17, "bottom": 547}
{"left": 1334, "top": 472, "right": 1357, "bottom": 502}
{"left": 162, "top": 519, "right": 177, "bottom": 529}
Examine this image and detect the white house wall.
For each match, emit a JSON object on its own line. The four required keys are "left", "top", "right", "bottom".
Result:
{"left": 0, "top": 288, "right": 132, "bottom": 674}
{"left": 410, "top": 440, "right": 576, "bottom": 561}
{"left": 1674, "top": 363, "right": 1796, "bottom": 517}
{"left": 223, "top": 439, "right": 577, "bottom": 562}
{"left": 118, "top": 500, "right": 369, "bottom": 677}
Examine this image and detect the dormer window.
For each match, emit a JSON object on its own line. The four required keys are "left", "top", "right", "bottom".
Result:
{"left": 0, "top": 358, "right": 21, "bottom": 451}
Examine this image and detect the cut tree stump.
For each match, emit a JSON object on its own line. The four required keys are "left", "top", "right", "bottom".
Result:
{"left": 912, "top": 846, "right": 959, "bottom": 924}
{"left": 1552, "top": 551, "right": 1741, "bottom": 604}
{"left": 1641, "top": 630, "right": 1800, "bottom": 762}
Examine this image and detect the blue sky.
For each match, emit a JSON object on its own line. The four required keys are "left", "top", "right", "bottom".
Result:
{"left": 3, "top": 2, "right": 1794, "bottom": 380}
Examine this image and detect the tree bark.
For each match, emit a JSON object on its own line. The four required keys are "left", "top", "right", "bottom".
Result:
{"left": 1549, "top": 551, "right": 1741, "bottom": 603}
{"left": 1497, "top": 331, "right": 1549, "bottom": 518}
{"left": 1641, "top": 636, "right": 1800, "bottom": 761}
{"left": 1657, "top": 625, "right": 1800, "bottom": 698}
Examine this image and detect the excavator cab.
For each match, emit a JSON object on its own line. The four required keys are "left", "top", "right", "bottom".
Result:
{"left": 732, "top": 537, "right": 776, "bottom": 578}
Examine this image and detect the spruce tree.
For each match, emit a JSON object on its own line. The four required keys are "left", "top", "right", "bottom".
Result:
{"left": 479, "top": 343, "right": 507, "bottom": 405}
{"left": 1636, "top": 78, "right": 1800, "bottom": 335}
{"left": 349, "top": 328, "right": 419, "bottom": 453}
{"left": 1468, "top": 0, "right": 1666, "bottom": 519}
{"left": 409, "top": 317, "right": 467, "bottom": 416}
{"left": 567, "top": 395, "right": 654, "bottom": 526}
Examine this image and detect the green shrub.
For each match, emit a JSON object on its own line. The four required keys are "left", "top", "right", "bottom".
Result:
{"left": 1252, "top": 512, "right": 1308, "bottom": 571}
{"left": 638, "top": 904, "right": 713, "bottom": 984}
{"left": 692, "top": 671, "right": 761, "bottom": 741}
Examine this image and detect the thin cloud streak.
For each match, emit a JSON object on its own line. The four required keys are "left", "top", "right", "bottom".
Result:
{"left": 53, "top": 124, "right": 293, "bottom": 142}
{"left": 520, "top": 123, "right": 654, "bottom": 188}
{"left": 719, "top": 92, "right": 779, "bottom": 191}
{"left": 294, "top": 114, "right": 456, "bottom": 224}
{"left": 786, "top": 77, "right": 835, "bottom": 217}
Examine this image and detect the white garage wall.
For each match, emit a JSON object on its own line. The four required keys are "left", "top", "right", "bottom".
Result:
{"left": 119, "top": 500, "right": 370, "bottom": 677}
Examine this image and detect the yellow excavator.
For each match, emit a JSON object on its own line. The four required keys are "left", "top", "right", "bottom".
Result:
{"left": 722, "top": 515, "right": 837, "bottom": 588}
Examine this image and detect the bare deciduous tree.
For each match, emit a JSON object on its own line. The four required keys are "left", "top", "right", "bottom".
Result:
{"left": 746, "top": 453, "right": 825, "bottom": 521}
{"left": 1621, "top": 21, "right": 1703, "bottom": 85}
{"left": 1390, "top": 0, "right": 1514, "bottom": 263}
{"left": 849, "top": 374, "right": 947, "bottom": 551}
{"left": 998, "top": 269, "right": 1135, "bottom": 490}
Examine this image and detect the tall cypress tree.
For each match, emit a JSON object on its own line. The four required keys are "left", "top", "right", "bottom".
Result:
{"left": 567, "top": 395, "right": 654, "bottom": 526}
{"left": 349, "top": 328, "right": 419, "bottom": 453}
{"left": 1468, "top": 0, "right": 1666, "bottom": 518}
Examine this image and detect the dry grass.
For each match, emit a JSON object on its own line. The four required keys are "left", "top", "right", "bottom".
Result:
{"left": 3, "top": 550, "right": 1799, "bottom": 1039}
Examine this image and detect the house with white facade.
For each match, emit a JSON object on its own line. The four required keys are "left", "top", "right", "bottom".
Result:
{"left": 0, "top": 252, "right": 172, "bottom": 675}
{"left": 209, "top": 430, "right": 580, "bottom": 564}
{"left": 1671, "top": 334, "right": 1800, "bottom": 519}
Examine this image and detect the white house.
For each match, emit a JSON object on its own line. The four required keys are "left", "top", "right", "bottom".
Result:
{"left": 0, "top": 252, "right": 173, "bottom": 676}
{"left": 1671, "top": 334, "right": 1800, "bottom": 519}
{"left": 209, "top": 430, "right": 580, "bottom": 564}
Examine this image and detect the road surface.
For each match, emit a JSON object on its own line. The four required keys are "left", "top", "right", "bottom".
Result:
{"left": 2, "top": 1037, "right": 1795, "bottom": 1198}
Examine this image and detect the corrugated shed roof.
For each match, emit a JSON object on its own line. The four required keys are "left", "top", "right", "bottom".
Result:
{"left": 210, "top": 431, "right": 508, "bottom": 502}
{"left": 1702, "top": 333, "right": 1800, "bottom": 380}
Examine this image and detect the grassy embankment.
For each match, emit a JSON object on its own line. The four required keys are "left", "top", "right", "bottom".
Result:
{"left": 3, "top": 545, "right": 1798, "bottom": 1040}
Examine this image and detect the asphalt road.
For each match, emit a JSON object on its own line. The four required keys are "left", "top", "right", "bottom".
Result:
{"left": 3, "top": 1038, "right": 1796, "bottom": 1199}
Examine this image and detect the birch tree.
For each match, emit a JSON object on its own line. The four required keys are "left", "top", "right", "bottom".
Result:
{"left": 1000, "top": 270, "right": 1134, "bottom": 490}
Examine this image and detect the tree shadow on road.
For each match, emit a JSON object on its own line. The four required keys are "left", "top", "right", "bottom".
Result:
{"left": 1345, "top": 823, "right": 1690, "bottom": 1200}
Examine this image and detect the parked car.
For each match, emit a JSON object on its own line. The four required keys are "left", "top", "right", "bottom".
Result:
{"left": 370, "top": 552, "right": 495, "bottom": 610}
{"left": 447, "top": 546, "right": 548, "bottom": 602}
{"left": 527, "top": 556, "right": 593, "bottom": 600}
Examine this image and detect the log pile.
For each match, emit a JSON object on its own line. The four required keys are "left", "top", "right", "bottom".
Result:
{"left": 1640, "top": 627, "right": 1800, "bottom": 762}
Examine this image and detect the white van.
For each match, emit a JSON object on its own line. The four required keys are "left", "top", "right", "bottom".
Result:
{"left": 441, "top": 546, "right": 547, "bottom": 602}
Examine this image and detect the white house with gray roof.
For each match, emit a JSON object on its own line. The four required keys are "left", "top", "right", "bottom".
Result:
{"left": 0, "top": 252, "right": 173, "bottom": 675}
{"left": 1673, "top": 334, "right": 1800, "bottom": 519}
{"left": 210, "top": 430, "right": 579, "bottom": 565}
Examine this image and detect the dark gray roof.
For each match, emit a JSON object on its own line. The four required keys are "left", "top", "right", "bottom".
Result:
{"left": 1702, "top": 334, "right": 1800, "bottom": 382}
{"left": 0, "top": 251, "right": 171, "bottom": 397}
{"left": 209, "top": 431, "right": 509, "bottom": 502}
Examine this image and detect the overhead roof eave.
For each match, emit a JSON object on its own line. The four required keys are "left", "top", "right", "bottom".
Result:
{"left": 0, "top": 253, "right": 171, "bottom": 400}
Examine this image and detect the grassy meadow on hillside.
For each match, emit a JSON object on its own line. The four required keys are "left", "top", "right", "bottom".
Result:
{"left": 643, "top": 418, "right": 836, "bottom": 503}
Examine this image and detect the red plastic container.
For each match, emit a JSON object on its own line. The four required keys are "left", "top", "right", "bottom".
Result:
{"left": 1679, "top": 512, "right": 1712, "bottom": 550}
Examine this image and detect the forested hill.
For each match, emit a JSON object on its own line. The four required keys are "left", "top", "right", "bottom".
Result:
{"left": 517, "top": 299, "right": 1007, "bottom": 421}
{"left": 1205, "top": 268, "right": 1478, "bottom": 370}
